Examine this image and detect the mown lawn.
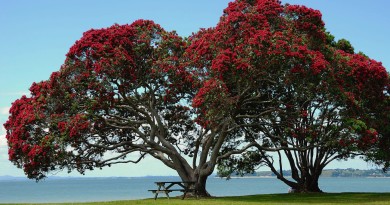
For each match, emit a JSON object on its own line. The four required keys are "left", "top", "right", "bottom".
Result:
{"left": 3, "top": 193, "right": 390, "bottom": 205}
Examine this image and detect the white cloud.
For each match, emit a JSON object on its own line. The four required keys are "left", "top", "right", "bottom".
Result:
{"left": 0, "top": 134, "right": 6, "bottom": 146}
{"left": 0, "top": 91, "right": 29, "bottom": 97}
{"left": 0, "top": 125, "right": 6, "bottom": 146}
{"left": 0, "top": 107, "right": 10, "bottom": 115}
{"left": 1, "top": 124, "right": 6, "bottom": 133}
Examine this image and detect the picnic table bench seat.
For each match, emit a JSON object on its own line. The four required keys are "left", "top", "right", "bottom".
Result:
{"left": 148, "top": 181, "right": 197, "bottom": 200}
{"left": 148, "top": 188, "right": 194, "bottom": 193}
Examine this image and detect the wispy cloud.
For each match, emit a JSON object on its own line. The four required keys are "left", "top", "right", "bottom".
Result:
{"left": 0, "top": 91, "right": 29, "bottom": 97}
{"left": 0, "top": 107, "right": 10, "bottom": 115}
{"left": 0, "top": 134, "right": 6, "bottom": 146}
{"left": 0, "top": 124, "right": 6, "bottom": 146}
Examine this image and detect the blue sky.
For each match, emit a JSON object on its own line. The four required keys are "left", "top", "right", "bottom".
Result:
{"left": 0, "top": 0, "right": 389, "bottom": 177}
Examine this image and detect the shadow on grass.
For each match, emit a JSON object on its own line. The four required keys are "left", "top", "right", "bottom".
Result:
{"left": 218, "top": 193, "right": 390, "bottom": 204}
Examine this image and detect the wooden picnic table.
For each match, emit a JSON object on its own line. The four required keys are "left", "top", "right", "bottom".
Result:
{"left": 148, "top": 181, "right": 197, "bottom": 200}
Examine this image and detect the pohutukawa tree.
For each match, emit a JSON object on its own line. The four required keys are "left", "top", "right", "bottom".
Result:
{"left": 4, "top": 20, "right": 254, "bottom": 196}
{"left": 187, "top": 0, "right": 390, "bottom": 192}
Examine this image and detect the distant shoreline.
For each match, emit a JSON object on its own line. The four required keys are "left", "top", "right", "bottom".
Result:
{"left": 2, "top": 168, "right": 390, "bottom": 180}
{"left": 220, "top": 168, "right": 390, "bottom": 178}
{"left": 216, "top": 176, "right": 275, "bottom": 179}
{"left": 2, "top": 175, "right": 390, "bottom": 181}
{"left": 216, "top": 176, "right": 390, "bottom": 179}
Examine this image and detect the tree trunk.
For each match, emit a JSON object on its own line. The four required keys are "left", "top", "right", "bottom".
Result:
{"left": 267, "top": 155, "right": 324, "bottom": 193}
{"left": 194, "top": 174, "right": 211, "bottom": 197}
{"left": 176, "top": 171, "right": 211, "bottom": 197}
{"left": 290, "top": 174, "right": 323, "bottom": 193}
{"left": 174, "top": 163, "right": 212, "bottom": 197}
{"left": 291, "top": 182, "right": 322, "bottom": 193}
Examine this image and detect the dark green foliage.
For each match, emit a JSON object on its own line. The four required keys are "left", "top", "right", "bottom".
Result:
{"left": 336, "top": 39, "right": 354, "bottom": 54}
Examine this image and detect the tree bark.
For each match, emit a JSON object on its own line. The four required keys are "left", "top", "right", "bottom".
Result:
{"left": 266, "top": 154, "right": 324, "bottom": 193}
{"left": 194, "top": 174, "right": 211, "bottom": 197}
{"left": 170, "top": 154, "right": 212, "bottom": 197}
{"left": 174, "top": 168, "right": 211, "bottom": 197}
{"left": 287, "top": 171, "right": 323, "bottom": 193}
{"left": 291, "top": 177, "right": 322, "bottom": 193}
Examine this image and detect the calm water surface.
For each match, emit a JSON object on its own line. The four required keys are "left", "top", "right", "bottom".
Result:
{"left": 0, "top": 176, "right": 389, "bottom": 203}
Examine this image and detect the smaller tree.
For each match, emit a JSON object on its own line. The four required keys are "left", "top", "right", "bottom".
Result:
{"left": 187, "top": 0, "right": 390, "bottom": 192}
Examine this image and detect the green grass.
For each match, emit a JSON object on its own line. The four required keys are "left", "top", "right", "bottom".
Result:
{"left": 2, "top": 193, "right": 390, "bottom": 205}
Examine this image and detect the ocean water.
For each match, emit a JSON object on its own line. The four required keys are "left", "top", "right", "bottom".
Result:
{"left": 0, "top": 176, "right": 389, "bottom": 203}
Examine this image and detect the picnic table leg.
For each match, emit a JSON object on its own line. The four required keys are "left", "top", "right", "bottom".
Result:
{"left": 154, "top": 185, "right": 161, "bottom": 200}
{"left": 165, "top": 190, "right": 170, "bottom": 199}
{"left": 154, "top": 184, "right": 165, "bottom": 200}
{"left": 182, "top": 190, "right": 187, "bottom": 200}
{"left": 159, "top": 184, "right": 170, "bottom": 199}
{"left": 154, "top": 191, "right": 158, "bottom": 200}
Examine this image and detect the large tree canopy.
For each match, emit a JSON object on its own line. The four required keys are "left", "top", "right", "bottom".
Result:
{"left": 4, "top": 0, "right": 389, "bottom": 196}
{"left": 5, "top": 20, "right": 194, "bottom": 178}
{"left": 4, "top": 19, "right": 254, "bottom": 197}
{"left": 187, "top": 0, "right": 389, "bottom": 192}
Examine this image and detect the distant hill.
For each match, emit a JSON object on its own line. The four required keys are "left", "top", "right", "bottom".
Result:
{"left": 224, "top": 168, "right": 390, "bottom": 178}
{"left": 321, "top": 168, "right": 390, "bottom": 177}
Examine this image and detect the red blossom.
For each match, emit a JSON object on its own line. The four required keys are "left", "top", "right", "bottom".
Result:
{"left": 57, "top": 121, "right": 68, "bottom": 133}
{"left": 300, "top": 110, "right": 308, "bottom": 118}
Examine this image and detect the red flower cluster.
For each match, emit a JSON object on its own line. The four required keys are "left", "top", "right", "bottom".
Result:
{"left": 193, "top": 78, "right": 228, "bottom": 108}
{"left": 69, "top": 114, "right": 90, "bottom": 138}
